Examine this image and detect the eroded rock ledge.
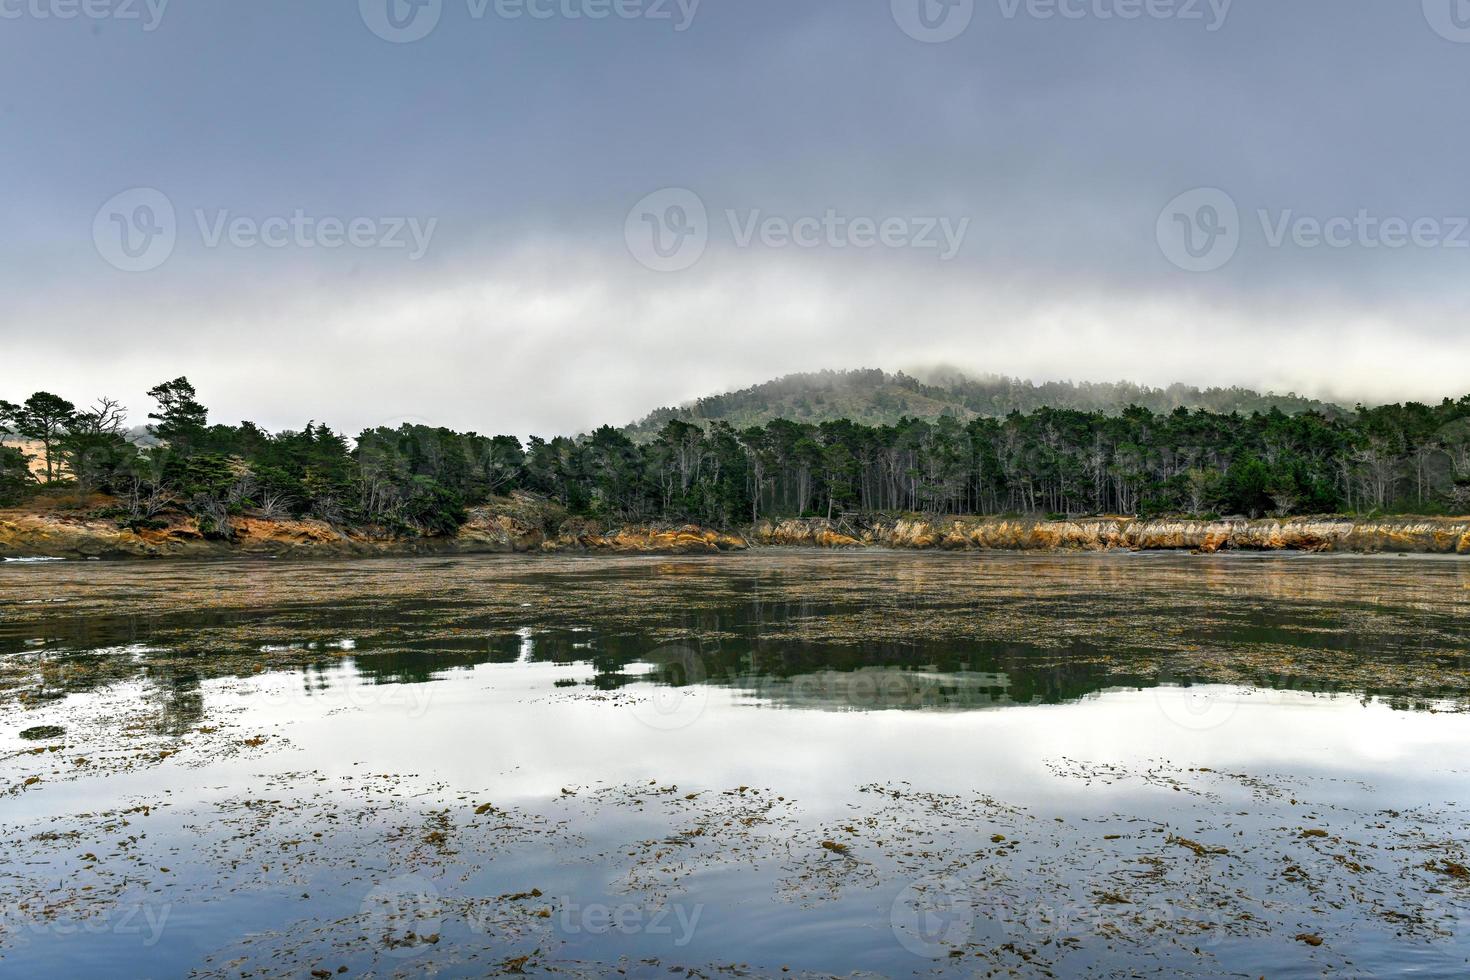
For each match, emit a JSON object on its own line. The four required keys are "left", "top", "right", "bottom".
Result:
{"left": 2, "top": 505, "right": 1468, "bottom": 560}
{"left": 0, "top": 504, "right": 749, "bottom": 560}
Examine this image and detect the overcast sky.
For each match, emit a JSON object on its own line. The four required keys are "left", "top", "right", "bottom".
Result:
{"left": 3, "top": 0, "right": 1469, "bottom": 436}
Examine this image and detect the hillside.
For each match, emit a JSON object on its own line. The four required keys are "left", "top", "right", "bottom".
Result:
{"left": 0, "top": 437, "right": 55, "bottom": 480}
{"left": 626, "top": 369, "right": 1344, "bottom": 437}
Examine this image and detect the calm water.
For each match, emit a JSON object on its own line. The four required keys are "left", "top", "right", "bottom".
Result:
{"left": 2, "top": 551, "right": 1469, "bottom": 978}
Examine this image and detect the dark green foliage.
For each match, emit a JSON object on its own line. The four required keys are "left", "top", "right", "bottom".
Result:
{"left": 178, "top": 453, "right": 244, "bottom": 539}
{"left": 399, "top": 477, "right": 467, "bottom": 536}
{"left": 178, "top": 453, "right": 238, "bottom": 499}
{"left": 1220, "top": 455, "right": 1271, "bottom": 517}
{"left": 1, "top": 391, "right": 75, "bottom": 483}
{"left": 355, "top": 424, "right": 520, "bottom": 531}
{"left": 4, "top": 376, "right": 1470, "bottom": 529}
{"left": 0, "top": 445, "right": 32, "bottom": 505}
{"left": 146, "top": 377, "right": 209, "bottom": 456}
{"left": 505, "top": 394, "right": 1470, "bottom": 521}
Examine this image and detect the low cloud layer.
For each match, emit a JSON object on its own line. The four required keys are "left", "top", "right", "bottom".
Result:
{"left": 8, "top": 244, "right": 1470, "bottom": 438}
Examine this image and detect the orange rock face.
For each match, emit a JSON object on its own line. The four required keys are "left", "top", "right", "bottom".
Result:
{"left": 753, "top": 520, "right": 862, "bottom": 549}
{"left": 548, "top": 524, "right": 748, "bottom": 554}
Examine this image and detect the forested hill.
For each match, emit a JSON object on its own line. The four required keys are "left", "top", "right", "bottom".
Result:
{"left": 626, "top": 369, "right": 1343, "bottom": 438}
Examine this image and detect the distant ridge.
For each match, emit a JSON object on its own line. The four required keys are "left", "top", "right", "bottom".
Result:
{"left": 626, "top": 368, "right": 1344, "bottom": 436}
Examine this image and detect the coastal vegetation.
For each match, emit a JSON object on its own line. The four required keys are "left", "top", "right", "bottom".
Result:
{"left": 3, "top": 376, "right": 1469, "bottom": 545}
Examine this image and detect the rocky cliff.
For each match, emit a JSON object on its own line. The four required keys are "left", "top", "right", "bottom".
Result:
{"left": 0, "top": 502, "right": 746, "bottom": 560}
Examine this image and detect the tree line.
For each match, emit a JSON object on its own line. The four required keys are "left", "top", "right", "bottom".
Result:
{"left": 3, "top": 377, "right": 1469, "bottom": 536}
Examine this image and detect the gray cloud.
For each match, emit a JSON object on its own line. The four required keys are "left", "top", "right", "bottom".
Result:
{"left": 2, "top": 0, "right": 1468, "bottom": 433}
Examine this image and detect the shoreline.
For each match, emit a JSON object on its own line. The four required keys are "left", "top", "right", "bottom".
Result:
{"left": 3, "top": 505, "right": 1469, "bottom": 561}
